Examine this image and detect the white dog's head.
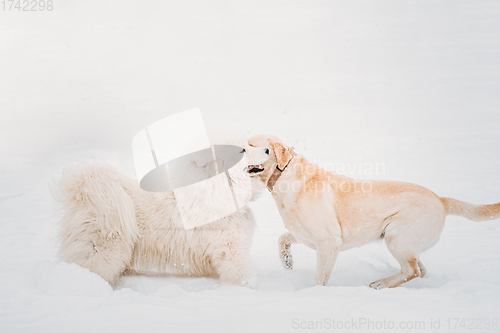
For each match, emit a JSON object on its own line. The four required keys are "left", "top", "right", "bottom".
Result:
{"left": 204, "top": 129, "right": 269, "bottom": 176}
{"left": 166, "top": 129, "right": 269, "bottom": 228}
{"left": 168, "top": 129, "right": 269, "bottom": 205}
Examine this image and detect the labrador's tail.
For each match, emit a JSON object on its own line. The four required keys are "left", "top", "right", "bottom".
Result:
{"left": 440, "top": 197, "right": 500, "bottom": 222}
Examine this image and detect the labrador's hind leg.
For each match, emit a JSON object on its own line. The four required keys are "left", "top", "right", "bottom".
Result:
{"left": 418, "top": 259, "right": 427, "bottom": 277}
{"left": 370, "top": 205, "right": 445, "bottom": 289}
{"left": 370, "top": 252, "right": 421, "bottom": 289}
{"left": 370, "top": 229, "right": 436, "bottom": 289}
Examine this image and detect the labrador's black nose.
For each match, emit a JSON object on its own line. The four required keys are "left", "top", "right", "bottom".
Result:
{"left": 265, "top": 148, "right": 269, "bottom": 155}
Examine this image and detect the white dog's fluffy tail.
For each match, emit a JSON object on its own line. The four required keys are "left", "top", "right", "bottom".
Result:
{"left": 441, "top": 197, "right": 500, "bottom": 222}
{"left": 53, "top": 164, "right": 138, "bottom": 282}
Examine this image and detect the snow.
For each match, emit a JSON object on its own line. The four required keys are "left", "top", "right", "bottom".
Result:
{"left": 1, "top": 0, "right": 500, "bottom": 332}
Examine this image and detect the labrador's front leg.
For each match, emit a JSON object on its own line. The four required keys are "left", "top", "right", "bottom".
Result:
{"left": 278, "top": 232, "right": 298, "bottom": 270}
{"left": 314, "top": 239, "right": 341, "bottom": 286}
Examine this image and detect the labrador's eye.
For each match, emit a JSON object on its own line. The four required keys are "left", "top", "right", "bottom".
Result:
{"left": 240, "top": 149, "right": 246, "bottom": 153}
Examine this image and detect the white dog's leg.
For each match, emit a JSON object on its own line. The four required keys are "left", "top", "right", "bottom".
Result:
{"left": 60, "top": 227, "right": 134, "bottom": 284}
{"left": 314, "top": 239, "right": 341, "bottom": 286}
{"left": 212, "top": 241, "right": 254, "bottom": 287}
{"left": 278, "top": 232, "right": 297, "bottom": 270}
{"left": 57, "top": 164, "right": 137, "bottom": 284}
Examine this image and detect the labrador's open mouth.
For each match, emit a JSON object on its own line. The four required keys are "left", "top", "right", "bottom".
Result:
{"left": 245, "top": 164, "right": 264, "bottom": 174}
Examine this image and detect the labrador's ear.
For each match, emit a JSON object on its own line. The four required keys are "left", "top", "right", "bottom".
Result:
{"left": 271, "top": 141, "right": 293, "bottom": 171}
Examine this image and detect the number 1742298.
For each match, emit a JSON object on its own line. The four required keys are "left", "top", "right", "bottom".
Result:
{"left": 2, "top": 0, "right": 53, "bottom": 11}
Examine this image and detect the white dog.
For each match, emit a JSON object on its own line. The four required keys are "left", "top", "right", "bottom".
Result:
{"left": 54, "top": 130, "right": 268, "bottom": 286}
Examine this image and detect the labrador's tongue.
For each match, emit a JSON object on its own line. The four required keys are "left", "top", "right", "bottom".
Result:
{"left": 246, "top": 164, "right": 263, "bottom": 170}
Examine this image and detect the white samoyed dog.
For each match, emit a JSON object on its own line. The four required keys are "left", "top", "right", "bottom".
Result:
{"left": 54, "top": 130, "right": 269, "bottom": 286}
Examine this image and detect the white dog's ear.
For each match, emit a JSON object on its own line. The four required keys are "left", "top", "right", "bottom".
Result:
{"left": 271, "top": 141, "right": 293, "bottom": 171}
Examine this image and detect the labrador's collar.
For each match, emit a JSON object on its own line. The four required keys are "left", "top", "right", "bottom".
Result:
{"left": 267, "top": 153, "right": 295, "bottom": 192}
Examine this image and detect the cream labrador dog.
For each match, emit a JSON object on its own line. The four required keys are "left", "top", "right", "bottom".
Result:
{"left": 248, "top": 134, "right": 500, "bottom": 289}
{"left": 55, "top": 131, "right": 268, "bottom": 286}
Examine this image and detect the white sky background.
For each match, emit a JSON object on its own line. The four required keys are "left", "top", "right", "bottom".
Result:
{"left": 1, "top": 0, "right": 499, "bottom": 165}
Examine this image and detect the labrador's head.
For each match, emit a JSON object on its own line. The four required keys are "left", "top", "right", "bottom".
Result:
{"left": 247, "top": 134, "right": 294, "bottom": 184}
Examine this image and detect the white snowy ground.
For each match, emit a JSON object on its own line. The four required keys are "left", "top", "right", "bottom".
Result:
{"left": 1, "top": 1, "right": 499, "bottom": 332}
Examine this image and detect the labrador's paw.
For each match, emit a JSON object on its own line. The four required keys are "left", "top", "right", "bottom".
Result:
{"left": 369, "top": 279, "right": 389, "bottom": 290}
{"left": 280, "top": 251, "right": 293, "bottom": 270}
